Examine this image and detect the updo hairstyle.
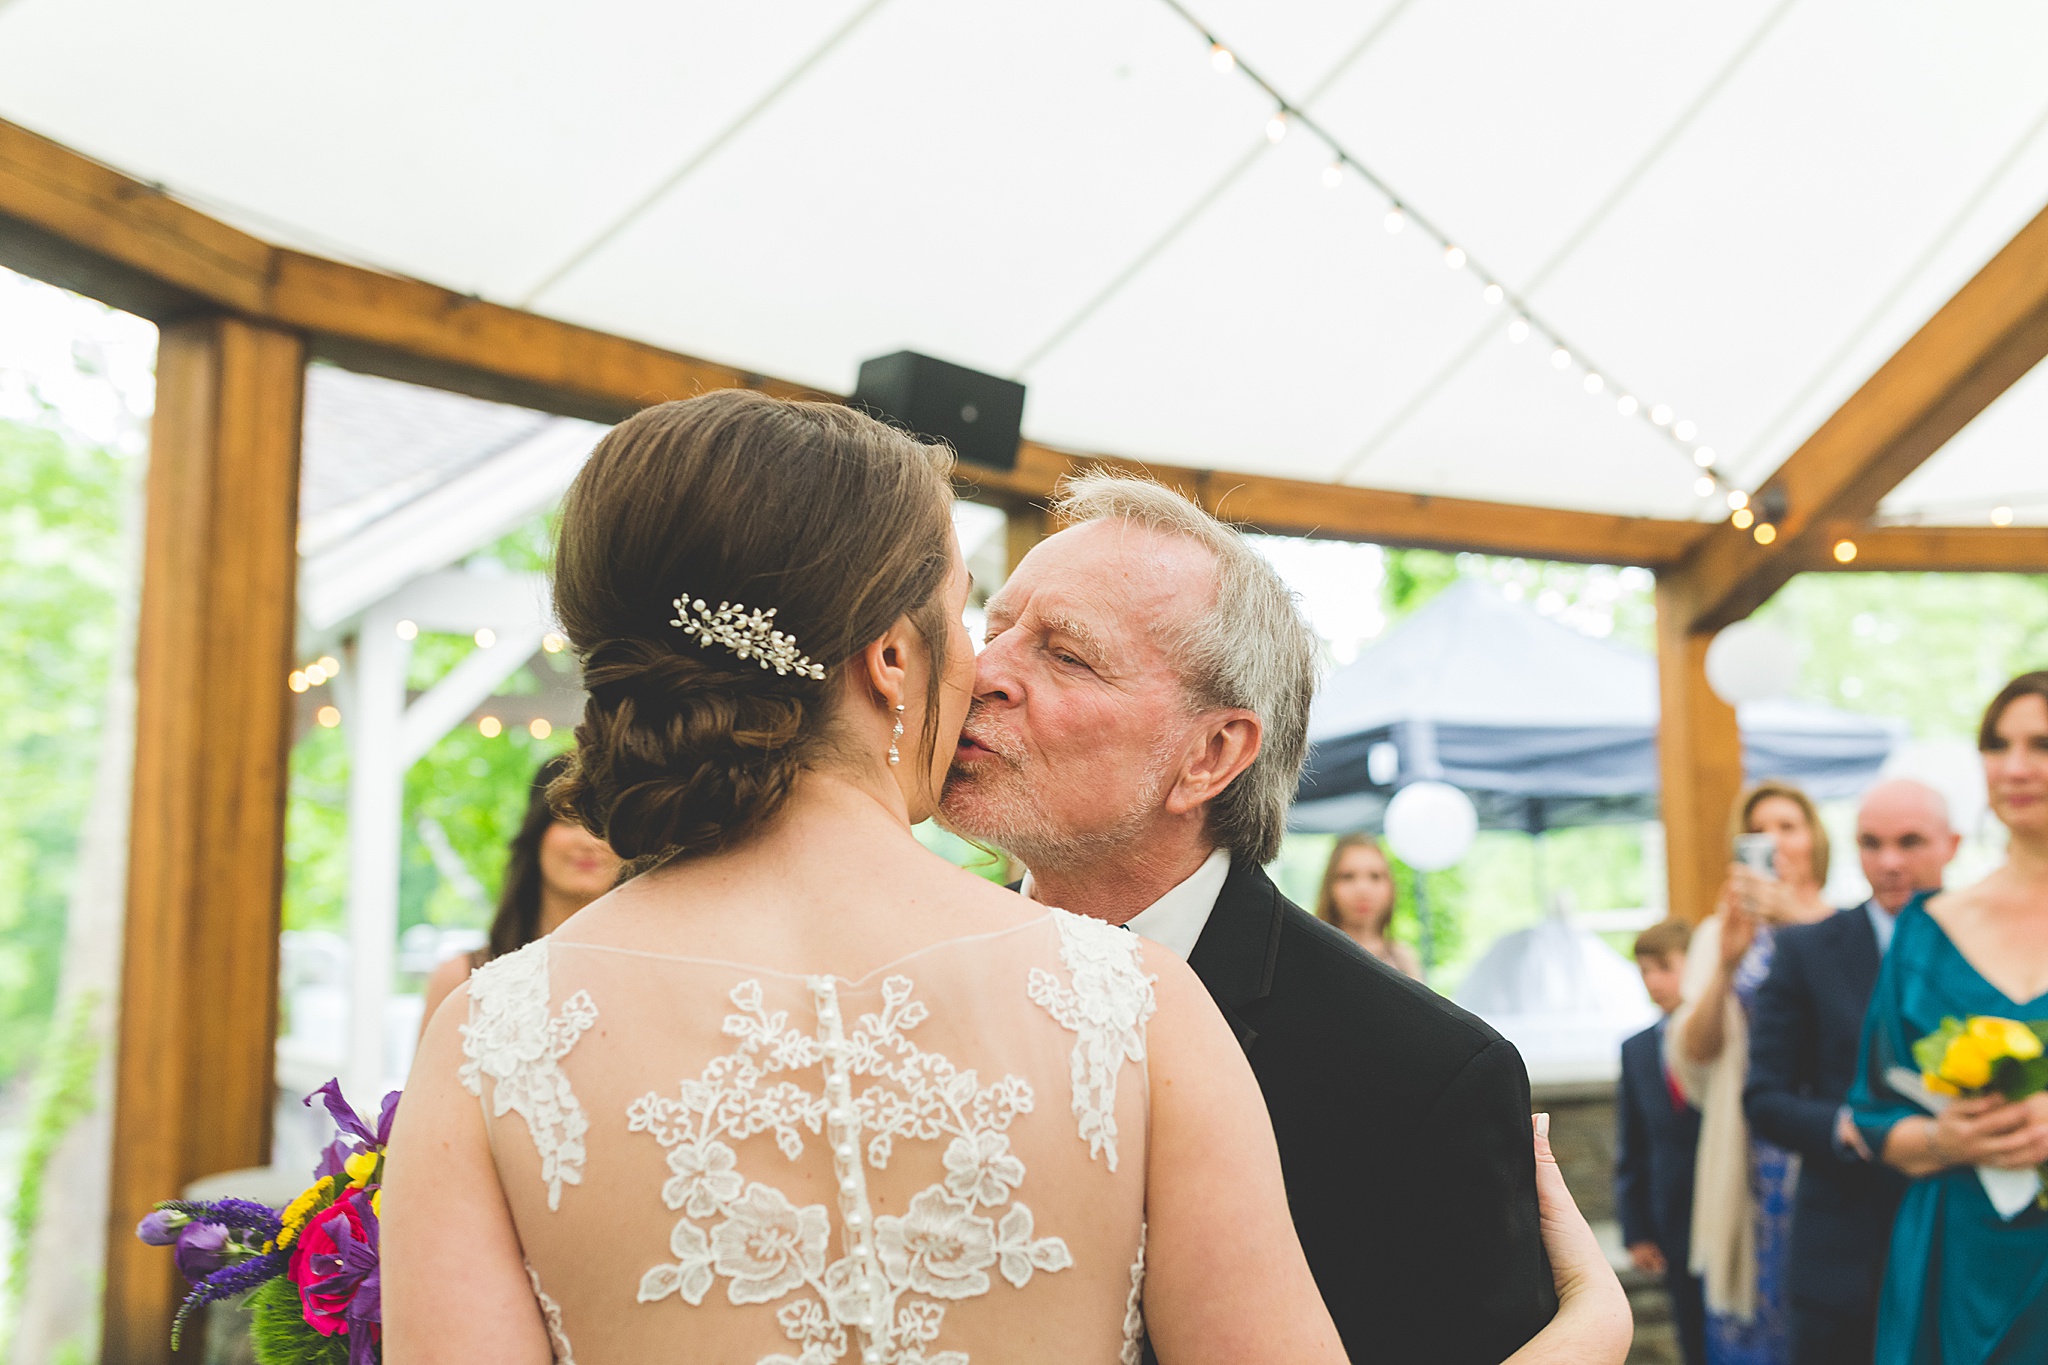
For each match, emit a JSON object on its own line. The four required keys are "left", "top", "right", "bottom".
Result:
{"left": 549, "top": 390, "right": 956, "bottom": 865}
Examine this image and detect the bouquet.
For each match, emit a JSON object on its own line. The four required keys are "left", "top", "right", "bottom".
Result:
{"left": 136, "top": 1079, "right": 394, "bottom": 1362}
{"left": 1905, "top": 1014, "right": 2048, "bottom": 1214}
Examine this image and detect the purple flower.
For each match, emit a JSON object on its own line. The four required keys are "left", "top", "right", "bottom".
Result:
{"left": 306, "top": 1079, "right": 399, "bottom": 1150}
{"left": 173, "top": 1222, "right": 231, "bottom": 1283}
{"left": 137, "top": 1210, "right": 184, "bottom": 1246}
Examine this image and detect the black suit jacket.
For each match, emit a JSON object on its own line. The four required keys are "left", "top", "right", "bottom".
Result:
{"left": 1742, "top": 905, "right": 1906, "bottom": 1314}
{"left": 1178, "top": 859, "right": 1556, "bottom": 1364}
{"left": 1615, "top": 1021, "right": 1701, "bottom": 1265}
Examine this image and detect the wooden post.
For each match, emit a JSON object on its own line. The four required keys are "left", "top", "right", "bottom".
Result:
{"left": 103, "top": 316, "right": 304, "bottom": 1364}
{"left": 1005, "top": 503, "right": 1050, "bottom": 579}
{"left": 1654, "top": 574, "right": 1744, "bottom": 925}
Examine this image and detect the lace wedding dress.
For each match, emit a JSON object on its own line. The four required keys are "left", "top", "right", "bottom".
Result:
{"left": 459, "top": 909, "right": 1155, "bottom": 1365}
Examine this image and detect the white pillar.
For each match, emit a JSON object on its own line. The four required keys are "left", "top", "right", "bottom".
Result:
{"left": 344, "top": 609, "right": 410, "bottom": 1105}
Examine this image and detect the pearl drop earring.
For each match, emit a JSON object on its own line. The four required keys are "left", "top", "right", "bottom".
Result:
{"left": 888, "top": 703, "right": 905, "bottom": 766}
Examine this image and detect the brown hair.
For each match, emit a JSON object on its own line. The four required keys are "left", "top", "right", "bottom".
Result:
{"left": 1730, "top": 778, "right": 1829, "bottom": 886}
{"left": 1979, "top": 670, "right": 2048, "bottom": 750}
{"left": 1633, "top": 917, "right": 1692, "bottom": 962}
{"left": 1314, "top": 833, "right": 1393, "bottom": 931}
{"left": 476, "top": 755, "right": 576, "bottom": 965}
{"left": 549, "top": 391, "right": 955, "bottom": 865}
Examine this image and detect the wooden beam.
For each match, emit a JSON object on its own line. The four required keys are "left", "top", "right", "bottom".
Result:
{"left": 1654, "top": 576, "right": 1743, "bottom": 925}
{"left": 1796, "top": 523, "right": 2048, "bottom": 574}
{"left": 104, "top": 317, "right": 304, "bottom": 1365}
{"left": 1, "top": 116, "right": 1718, "bottom": 568}
{"left": 1674, "top": 200, "right": 2048, "bottom": 631}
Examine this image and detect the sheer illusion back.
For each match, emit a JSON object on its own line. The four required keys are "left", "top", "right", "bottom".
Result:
{"left": 459, "top": 910, "right": 1154, "bottom": 1365}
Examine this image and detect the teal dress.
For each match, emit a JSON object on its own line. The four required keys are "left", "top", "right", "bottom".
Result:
{"left": 1850, "top": 895, "right": 2048, "bottom": 1365}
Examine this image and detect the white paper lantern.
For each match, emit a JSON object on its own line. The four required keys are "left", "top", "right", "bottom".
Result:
{"left": 1704, "top": 619, "right": 1801, "bottom": 706}
{"left": 1384, "top": 780, "right": 1478, "bottom": 872}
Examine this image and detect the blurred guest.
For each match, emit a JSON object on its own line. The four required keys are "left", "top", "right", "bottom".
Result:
{"left": 421, "top": 754, "right": 621, "bottom": 1027}
{"left": 1745, "top": 779, "right": 1954, "bottom": 1365}
{"left": 1314, "top": 832, "right": 1424, "bottom": 979}
{"left": 1618, "top": 917, "right": 1708, "bottom": 1365}
{"left": 1852, "top": 673, "right": 2048, "bottom": 1365}
{"left": 1669, "top": 780, "right": 1836, "bottom": 1365}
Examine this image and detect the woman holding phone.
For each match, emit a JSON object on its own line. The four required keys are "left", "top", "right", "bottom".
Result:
{"left": 1667, "top": 781, "right": 1835, "bottom": 1364}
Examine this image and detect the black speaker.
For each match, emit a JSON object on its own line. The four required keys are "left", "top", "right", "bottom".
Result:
{"left": 852, "top": 350, "right": 1025, "bottom": 472}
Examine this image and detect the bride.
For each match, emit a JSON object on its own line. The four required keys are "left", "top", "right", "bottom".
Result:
{"left": 382, "top": 391, "right": 1630, "bottom": 1364}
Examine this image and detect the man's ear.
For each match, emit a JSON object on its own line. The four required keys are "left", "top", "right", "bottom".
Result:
{"left": 1164, "top": 711, "right": 1262, "bottom": 816}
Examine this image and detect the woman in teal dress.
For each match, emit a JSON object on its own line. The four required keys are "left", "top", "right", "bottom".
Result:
{"left": 1851, "top": 670, "right": 2048, "bottom": 1365}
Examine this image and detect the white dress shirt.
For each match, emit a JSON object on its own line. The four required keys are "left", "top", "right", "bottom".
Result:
{"left": 1864, "top": 898, "right": 1899, "bottom": 955}
{"left": 1020, "top": 847, "right": 1234, "bottom": 961}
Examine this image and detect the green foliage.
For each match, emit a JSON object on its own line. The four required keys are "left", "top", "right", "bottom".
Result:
{"left": 0, "top": 417, "right": 128, "bottom": 1079}
{"left": 1381, "top": 549, "right": 1462, "bottom": 619}
{"left": 1758, "top": 572, "right": 2048, "bottom": 738}
{"left": 246, "top": 1277, "right": 351, "bottom": 1365}
{"left": 4, "top": 989, "right": 102, "bottom": 1317}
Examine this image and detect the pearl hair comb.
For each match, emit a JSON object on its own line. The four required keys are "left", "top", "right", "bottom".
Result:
{"left": 669, "top": 595, "right": 827, "bottom": 680}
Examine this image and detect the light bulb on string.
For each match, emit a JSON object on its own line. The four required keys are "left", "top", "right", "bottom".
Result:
{"left": 1383, "top": 207, "right": 1405, "bottom": 234}
{"left": 1265, "top": 112, "right": 1289, "bottom": 143}
{"left": 1732, "top": 507, "right": 1755, "bottom": 529}
{"left": 1694, "top": 446, "right": 1716, "bottom": 468}
{"left": 1443, "top": 245, "right": 1466, "bottom": 270}
{"left": 1550, "top": 347, "right": 1571, "bottom": 370}
{"left": 1322, "top": 161, "right": 1343, "bottom": 189}
{"left": 1506, "top": 317, "right": 1530, "bottom": 344}
{"left": 1727, "top": 489, "right": 1749, "bottom": 511}
{"left": 1650, "top": 404, "right": 1673, "bottom": 427}
{"left": 1482, "top": 283, "right": 1503, "bottom": 306}
{"left": 1617, "top": 395, "right": 1638, "bottom": 416}
{"left": 1754, "top": 523, "right": 1777, "bottom": 545}
{"left": 1992, "top": 506, "right": 2015, "bottom": 526}
{"left": 1583, "top": 373, "right": 1604, "bottom": 394}
{"left": 1833, "top": 540, "right": 1858, "bottom": 563}
{"left": 1673, "top": 419, "right": 1698, "bottom": 442}
{"left": 1211, "top": 43, "right": 1234, "bottom": 72}
{"left": 1694, "top": 476, "right": 1715, "bottom": 498}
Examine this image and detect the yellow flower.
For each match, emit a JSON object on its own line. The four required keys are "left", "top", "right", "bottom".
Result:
{"left": 345, "top": 1151, "right": 380, "bottom": 1190}
{"left": 1941, "top": 1033, "right": 1995, "bottom": 1090}
{"left": 372, "top": 1189, "right": 381, "bottom": 1219}
{"left": 1968, "top": 1015, "right": 2044, "bottom": 1061}
{"left": 1923, "top": 1072, "right": 1961, "bottom": 1097}
{"left": 278, "top": 1175, "right": 338, "bottom": 1248}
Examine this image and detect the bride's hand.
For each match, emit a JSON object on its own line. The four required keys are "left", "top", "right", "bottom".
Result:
{"left": 1506, "top": 1114, "right": 1633, "bottom": 1365}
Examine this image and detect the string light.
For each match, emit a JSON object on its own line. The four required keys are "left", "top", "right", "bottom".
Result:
{"left": 395, "top": 619, "right": 418, "bottom": 640}
{"left": 1727, "top": 490, "right": 1749, "bottom": 511}
{"left": 317, "top": 655, "right": 339, "bottom": 674}
{"left": 288, "top": 670, "right": 309, "bottom": 693}
{"left": 1162, "top": 0, "right": 1723, "bottom": 498}
{"left": 316, "top": 705, "right": 341, "bottom": 728}
{"left": 1754, "top": 523, "right": 1777, "bottom": 545}
{"left": 1732, "top": 507, "right": 1755, "bottom": 529}
{"left": 529, "top": 718, "right": 553, "bottom": 739}
{"left": 1992, "top": 506, "right": 2015, "bottom": 526}
{"left": 478, "top": 715, "right": 503, "bottom": 738}
{"left": 542, "top": 631, "right": 567, "bottom": 653}
{"left": 1693, "top": 446, "right": 1716, "bottom": 468}
{"left": 303, "top": 662, "right": 328, "bottom": 685}
{"left": 474, "top": 627, "right": 496, "bottom": 648}
{"left": 1694, "top": 476, "right": 1715, "bottom": 498}
{"left": 1833, "top": 539, "right": 1858, "bottom": 563}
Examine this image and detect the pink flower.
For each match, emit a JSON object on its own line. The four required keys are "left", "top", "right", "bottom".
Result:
{"left": 287, "top": 1192, "right": 379, "bottom": 1343}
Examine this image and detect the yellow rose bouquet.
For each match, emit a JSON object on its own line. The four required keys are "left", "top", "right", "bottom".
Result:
{"left": 1911, "top": 1014, "right": 2048, "bottom": 1211}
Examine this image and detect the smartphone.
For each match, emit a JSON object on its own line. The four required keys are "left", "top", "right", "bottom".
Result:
{"left": 1733, "top": 832, "right": 1779, "bottom": 880}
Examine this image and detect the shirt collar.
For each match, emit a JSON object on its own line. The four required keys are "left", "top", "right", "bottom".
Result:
{"left": 1864, "top": 898, "right": 1899, "bottom": 956}
{"left": 1020, "top": 848, "right": 1233, "bottom": 962}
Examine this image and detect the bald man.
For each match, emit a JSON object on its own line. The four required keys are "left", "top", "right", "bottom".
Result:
{"left": 1744, "top": 779, "right": 1960, "bottom": 1365}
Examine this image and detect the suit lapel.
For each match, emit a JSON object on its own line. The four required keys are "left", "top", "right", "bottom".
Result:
{"left": 1185, "top": 859, "right": 1287, "bottom": 1052}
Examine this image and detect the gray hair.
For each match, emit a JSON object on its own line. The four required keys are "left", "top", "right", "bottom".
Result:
{"left": 1051, "top": 471, "right": 1321, "bottom": 865}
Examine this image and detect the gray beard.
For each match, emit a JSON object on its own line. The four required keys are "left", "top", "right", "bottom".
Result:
{"left": 939, "top": 746, "right": 1176, "bottom": 880}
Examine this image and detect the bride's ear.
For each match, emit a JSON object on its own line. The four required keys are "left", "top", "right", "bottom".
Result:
{"left": 853, "top": 616, "right": 918, "bottom": 717}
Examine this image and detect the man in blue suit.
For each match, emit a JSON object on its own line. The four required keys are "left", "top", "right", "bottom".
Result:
{"left": 1617, "top": 917, "right": 1706, "bottom": 1365}
{"left": 1745, "top": 778, "right": 1958, "bottom": 1365}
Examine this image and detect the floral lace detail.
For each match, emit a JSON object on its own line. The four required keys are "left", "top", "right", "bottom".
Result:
{"left": 1119, "top": 1228, "right": 1145, "bottom": 1365}
{"left": 525, "top": 1260, "right": 577, "bottom": 1364}
{"left": 1027, "top": 912, "right": 1157, "bottom": 1170}
{"left": 459, "top": 941, "right": 598, "bottom": 1210}
{"left": 628, "top": 973, "right": 1070, "bottom": 1364}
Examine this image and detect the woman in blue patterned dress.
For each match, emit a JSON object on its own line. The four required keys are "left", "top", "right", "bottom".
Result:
{"left": 1850, "top": 672, "right": 2048, "bottom": 1365}
{"left": 1668, "top": 782, "right": 1837, "bottom": 1365}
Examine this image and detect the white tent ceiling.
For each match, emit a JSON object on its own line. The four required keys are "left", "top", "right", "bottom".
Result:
{"left": 4, "top": 0, "right": 2046, "bottom": 525}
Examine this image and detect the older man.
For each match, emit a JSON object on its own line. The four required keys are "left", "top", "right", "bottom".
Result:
{"left": 1744, "top": 778, "right": 1959, "bottom": 1365}
{"left": 942, "top": 473, "right": 1554, "bottom": 1364}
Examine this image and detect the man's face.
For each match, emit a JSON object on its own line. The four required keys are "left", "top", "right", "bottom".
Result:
{"left": 1856, "top": 781, "right": 1959, "bottom": 912}
{"left": 939, "top": 519, "right": 1215, "bottom": 869}
{"left": 1637, "top": 953, "right": 1684, "bottom": 1016}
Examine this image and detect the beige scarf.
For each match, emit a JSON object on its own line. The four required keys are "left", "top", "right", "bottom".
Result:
{"left": 1663, "top": 912, "right": 1757, "bottom": 1322}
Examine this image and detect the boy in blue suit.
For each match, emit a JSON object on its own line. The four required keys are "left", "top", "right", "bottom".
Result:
{"left": 1617, "top": 918, "right": 1706, "bottom": 1365}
